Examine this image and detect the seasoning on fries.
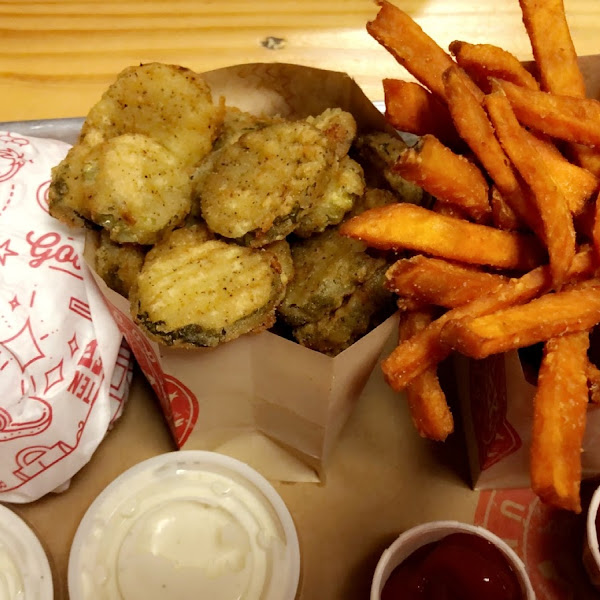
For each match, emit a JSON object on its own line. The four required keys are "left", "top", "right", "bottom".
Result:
{"left": 531, "top": 332, "right": 590, "bottom": 513}
{"left": 359, "top": 0, "right": 600, "bottom": 512}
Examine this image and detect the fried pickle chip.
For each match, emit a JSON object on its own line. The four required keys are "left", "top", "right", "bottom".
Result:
{"left": 213, "top": 106, "right": 280, "bottom": 150}
{"left": 130, "top": 234, "right": 286, "bottom": 348}
{"left": 94, "top": 230, "right": 147, "bottom": 298}
{"left": 294, "top": 156, "right": 365, "bottom": 237}
{"left": 306, "top": 108, "right": 357, "bottom": 158}
{"left": 49, "top": 142, "right": 100, "bottom": 228}
{"left": 80, "top": 62, "right": 223, "bottom": 167}
{"left": 292, "top": 264, "right": 393, "bottom": 356}
{"left": 354, "top": 132, "right": 424, "bottom": 204}
{"left": 264, "top": 239, "right": 295, "bottom": 286}
{"left": 278, "top": 228, "right": 388, "bottom": 327}
{"left": 198, "top": 120, "right": 336, "bottom": 246}
{"left": 87, "top": 134, "right": 193, "bottom": 244}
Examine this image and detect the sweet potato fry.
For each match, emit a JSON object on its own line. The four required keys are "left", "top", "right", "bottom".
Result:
{"left": 484, "top": 91, "right": 576, "bottom": 287}
{"left": 431, "top": 200, "right": 469, "bottom": 220}
{"left": 400, "top": 309, "right": 454, "bottom": 441}
{"left": 518, "top": 0, "right": 600, "bottom": 178}
{"left": 587, "top": 359, "right": 600, "bottom": 404}
{"left": 443, "top": 66, "right": 542, "bottom": 235}
{"left": 383, "top": 79, "right": 462, "bottom": 148}
{"left": 392, "top": 134, "right": 491, "bottom": 222}
{"left": 519, "top": 0, "right": 585, "bottom": 97}
{"left": 523, "top": 130, "right": 597, "bottom": 215}
{"left": 442, "top": 279, "right": 600, "bottom": 359}
{"left": 592, "top": 191, "right": 600, "bottom": 261}
{"left": 381, "top": 247, "right": 596, "bottom": 391}
{"left": 490, "top": 186, "right": 524, "bottom": 231}
{"left": 339, "top": 203, "right": 545, "bottom": 271}
{"left": 530, "top": 331, "right": 589, "bottom": 513}
{"left": 367, "top": 1, "right": 483, "bottom": 102}
{"left": 449, "top": 40, "right": 539, "bottom": 92}
{"left": 385, "top": 255, "right": 509, "bottom": 308}
{"left": 496, "top": 79, "right": 600, "bottom": 148}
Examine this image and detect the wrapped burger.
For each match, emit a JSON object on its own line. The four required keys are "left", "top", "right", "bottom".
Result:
{"left": 0, "top": 130, "right": 133, "bottom": 502}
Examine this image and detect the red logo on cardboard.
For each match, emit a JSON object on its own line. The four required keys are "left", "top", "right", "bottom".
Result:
{"left": 103, "top": 301, "right": 199, "bottom": 447}
{"left": 470, "top": 355, "right": 522, "bottom": 469}
{"left": 475, "top": 488, "right": 597, "bottom": 599}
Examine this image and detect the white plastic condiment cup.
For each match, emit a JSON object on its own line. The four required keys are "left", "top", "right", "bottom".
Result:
{"left": 583, "top": 484, "right": 600, "bottom": 590}
{"left": 68, "top": 451, "right": 300, "bottom": 600}
{"left": 371, "top": 520, "right": 535, "bottom": 600}
{"left": 0, "top": 503, "right": 53, "bottom": 599}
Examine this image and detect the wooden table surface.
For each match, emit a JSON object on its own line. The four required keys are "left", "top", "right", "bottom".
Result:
{"left": 1, "top": 0, "right": 600, "bottom": 121}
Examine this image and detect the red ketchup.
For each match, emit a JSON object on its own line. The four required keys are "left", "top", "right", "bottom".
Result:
{"left": 381, "top": 532, "right": 523, "bottom": 600}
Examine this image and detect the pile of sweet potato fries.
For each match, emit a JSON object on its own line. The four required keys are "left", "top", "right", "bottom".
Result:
{"left": 341, "top": 0, "right": 600, "bottom": 513}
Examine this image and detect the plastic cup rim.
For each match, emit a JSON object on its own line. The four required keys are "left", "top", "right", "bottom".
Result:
{"left": 587, "top": 485, "right": 600, "bottom": 566}
{"left": 0, "top": 504, "right": 53, "bottom": 600}
{"left": 370, "top": 520, "right": 535, "bottom": 600}
{"left": 68, "top": 450, "right": 301, "bottom": 600}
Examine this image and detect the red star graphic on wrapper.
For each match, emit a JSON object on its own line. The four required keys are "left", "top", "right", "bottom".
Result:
{"left": 44, "top": 359, "right": 64, "bottom": 394}
{"left": 0, "top": 239, "right": 18, "bottom": 266}
{"left": 8, "top": 295, "right": 19, "bottom": 311}
{"left": 68, "top": 333, "right": 79, "bottom": 357}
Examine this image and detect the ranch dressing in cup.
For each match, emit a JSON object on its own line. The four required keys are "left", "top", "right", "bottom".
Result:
{"left": 0, "top": 504, "right": 53, "bottom": 600}
{"left": 68, "top": 451, "right": 300, "bottom": 600}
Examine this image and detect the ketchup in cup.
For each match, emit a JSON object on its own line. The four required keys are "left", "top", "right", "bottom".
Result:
{"left": 371, "top": 521, "right": 535, "bottom": 600}
{"left": 381, "top": 532, "right": 522, "bottom": 600}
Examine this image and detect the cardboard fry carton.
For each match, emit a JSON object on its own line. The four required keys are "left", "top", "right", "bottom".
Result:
{"left": 457, "top": 351, "right": 600, "bottom": 490}
{"left": 85, "top": 63, "right": 401, "bottom": 481}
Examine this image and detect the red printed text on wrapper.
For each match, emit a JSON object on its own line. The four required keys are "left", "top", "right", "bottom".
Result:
{"left": 469, "top": 355, "right": 522, "bottom": 469}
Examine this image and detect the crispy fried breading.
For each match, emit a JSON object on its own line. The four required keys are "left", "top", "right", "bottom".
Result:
{"left": 354, "top": 132, "right": 424, "bottom": 204}
{"left": 278, "top": 228, "right": 389, "bottom": 327}
{"left": 80, "top": 62, "right": 224, "bottom": 167}
{"left": 49, "top": 142, "right": 99, "bottom": 228}
{"left": 89, "top": 134, "right": 193, "bottom": 244}
{"left": 293, "top": 264, "right": 393, "bottom": 355}
{"left": 294, "top": 156, "right": 365, "bottom": 237}
{"left": 130, "top": 232, "right": 286, "bottom": 348}
{"left": 197, "top": 120, "right": 336, "bottom": 246}
{"left": 306, "top": 108, "right": 357, "bottom": 158}
{"left": 94, "top": 230, "right": 147, "bottom": 298}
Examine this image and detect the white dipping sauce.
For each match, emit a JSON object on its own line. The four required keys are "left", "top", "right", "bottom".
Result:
{"left": 0, "top": 505, "right": 53, "bottom": 600}
{"left": 68, "top": 451, "right": 300, "bottom": 600}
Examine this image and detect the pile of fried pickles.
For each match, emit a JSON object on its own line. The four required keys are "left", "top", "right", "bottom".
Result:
{"left": 339, "top": 0, "right": 600, "bottom": 513}
{"left": 48, "top": 63, "right": 420, "bottom": 357}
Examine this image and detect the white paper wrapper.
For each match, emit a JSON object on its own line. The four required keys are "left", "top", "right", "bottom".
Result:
{"left": 0, "top": 131, "right": 133, "bottom": 503}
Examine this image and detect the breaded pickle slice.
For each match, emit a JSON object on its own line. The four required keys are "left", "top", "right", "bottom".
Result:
{"left": 278, "top": 228, "right": 388, "bottom": 327}
{"left": 354, "top": 132, "right": 424, "bottom": 204}
{"left": 294, "top": 156, "right": 365, "bottom": 237}
{"left": 348, "top": 187, "right": 398, "bottom": 219}
{"left": 198, "top": 120, "right": 336, "bottom": 246}
{"left": 94, "top": 230, "right": 147, "bottom": 298}
{"left": 293, "top": 265, "right": 393, "bottom": 356}
{"left": 80, "top": 62, "right": 223, "bottom": 167}
{"left": 49, "top": 142, "right": 100, "bottom": 228}
{"left": 306, "top": 108, "right": 357, "bottom": 158}
{"left": 213, "top": 107, "right": 280, "bottom": 150}
{"left": 264, "top": 239, "right": 295, "bottom": 286}
{"left": 130, "top": 236, "right": 286, "bottom": 348}
{"left": 89, "top": 134, "right": 193, "bottom": 244}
